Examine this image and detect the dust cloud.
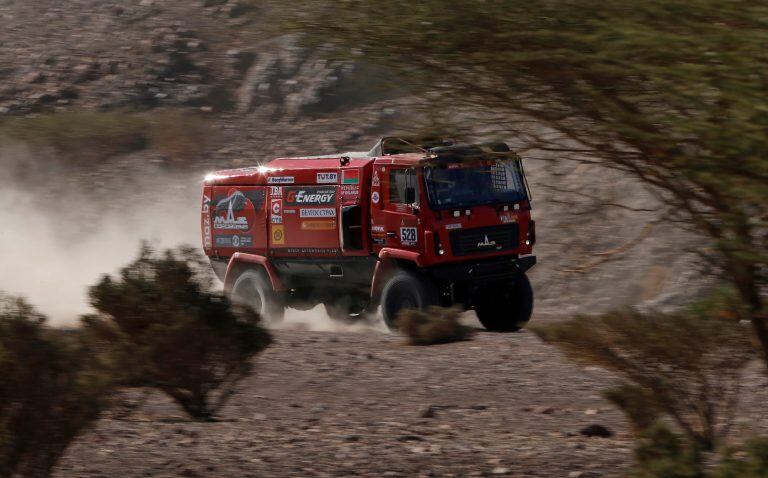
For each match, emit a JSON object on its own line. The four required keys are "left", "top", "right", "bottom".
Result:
{"left": 0, "top": 180, "right": 201, "bottom": 326}
{"left": 0, "top": 145, "right": 389, "bottom": 332}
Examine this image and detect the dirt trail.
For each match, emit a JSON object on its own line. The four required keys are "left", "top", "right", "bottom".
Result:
{"left": 55, "top": 320, "right": 768, "bottom": 477}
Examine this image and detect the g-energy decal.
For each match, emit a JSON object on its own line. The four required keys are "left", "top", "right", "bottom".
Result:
{"left": 285, "top": 187, "right": 336, "bottom": 206}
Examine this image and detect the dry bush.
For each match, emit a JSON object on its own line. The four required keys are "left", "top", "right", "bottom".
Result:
{"left": 396, "top": 306, "right": 475, "bottom": 345}
{"left": 84, "top": 245, "right": 271, "bottom": 420}
{"left": 0, "top": 295, "right": 112, "bottom": 478}
{"left": 533, "top": 297, "right": 755, "bottom": 452}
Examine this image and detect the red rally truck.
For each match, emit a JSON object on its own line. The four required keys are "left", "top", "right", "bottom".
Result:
{"left": 201, "top": 137, "right": 536, "bottom": 331}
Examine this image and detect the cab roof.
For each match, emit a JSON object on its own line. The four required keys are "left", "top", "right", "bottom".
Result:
{"left": 204, "top": 138, "right": 515, "bottom": 186}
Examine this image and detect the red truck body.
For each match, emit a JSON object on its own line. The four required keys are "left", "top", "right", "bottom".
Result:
{"left": 201, "top": 138, "right": 536, "bottom": 330}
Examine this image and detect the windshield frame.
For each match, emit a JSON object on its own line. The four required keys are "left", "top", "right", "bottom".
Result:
{"left": 423, "top": 156, "right": 529, "bottom": 210}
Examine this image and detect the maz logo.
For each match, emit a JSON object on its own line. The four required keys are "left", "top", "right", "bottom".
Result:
{"left": 477, "top": 235, "right": 497, "bottom": 247}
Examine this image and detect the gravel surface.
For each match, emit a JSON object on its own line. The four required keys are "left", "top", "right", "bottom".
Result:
{"left": 56, "top": 318, "right": 635, "bottom": 478}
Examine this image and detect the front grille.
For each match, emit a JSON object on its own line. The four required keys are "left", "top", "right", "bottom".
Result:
{"left": 449, "top": 224, "right": 519, "bottom": 256}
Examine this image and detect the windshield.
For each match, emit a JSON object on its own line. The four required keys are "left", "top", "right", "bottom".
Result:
{"left": 424, "top": 158, "right": 528, "bottom": 209}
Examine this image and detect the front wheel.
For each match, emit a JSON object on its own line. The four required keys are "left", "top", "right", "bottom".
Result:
{"left": 475, "top": 274, "right": 534, "bottom": 332}
{"left": 231, "top": 269, "right": 285, "bottom": 323}
{"left": 380, "top": 270, "right": 438, "bottom": 330}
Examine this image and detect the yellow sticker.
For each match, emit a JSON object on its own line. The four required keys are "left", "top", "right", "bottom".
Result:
{"left": 271, "top": 225, "right": 285, "bottom": 244}
{"left": 301, "top": 220, "right": 336, "bottom": 231}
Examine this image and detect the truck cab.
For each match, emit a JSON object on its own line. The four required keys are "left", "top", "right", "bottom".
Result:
{"left": 201, "top": 137, "right": 536, "bottom": 331}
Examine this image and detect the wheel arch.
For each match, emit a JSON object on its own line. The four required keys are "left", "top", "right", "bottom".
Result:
{"left": 223, "top": 252, "right": 285, "bottom": 295}
{"left": 370, "top": 248, "right": 423, "bottom": 305}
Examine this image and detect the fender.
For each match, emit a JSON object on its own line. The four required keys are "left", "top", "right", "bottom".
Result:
{"left": 370, "top": 248, "right": 424, "bottom": 301}
{"left": 224, "top": 252, "right": 285, "bottom": 293}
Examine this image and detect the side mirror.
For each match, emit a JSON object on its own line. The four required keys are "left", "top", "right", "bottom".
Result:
{"left": 404, "top": 186, "right": 416, "bottom": 204}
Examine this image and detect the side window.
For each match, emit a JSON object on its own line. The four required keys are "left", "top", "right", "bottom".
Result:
{"left": 389, "top": 168, "right": 416, "bottom": 204}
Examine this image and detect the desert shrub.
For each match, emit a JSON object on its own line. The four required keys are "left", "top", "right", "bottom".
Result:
{"left": 0, "top": 295, "right": 112, "bottom": 478}
{"left": 714, "top": 437, "right": 768, "bottom": 478}
{"left": 84, "top": 245, "right": 271, "bottom": 420}
{"left": 533, "top": 301, "right": 754, "bottom": 452}
{"left": 396, "top": 306, "right": 475, "bottom": 345}
{"left": 632, "top": 425, "right": 704, "bottom": 478}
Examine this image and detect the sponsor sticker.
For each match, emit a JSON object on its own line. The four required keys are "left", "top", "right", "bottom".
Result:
{"left": 371, "top": 225, "right": 385, "bottom": 233}
{"left": 201, "top": 195, "right": 212, "bottom": 249}
{"left": 445, "top": 223, "right": 462, "bottom": 230}
{"left": 500, "top": 214, "right": 518, "bottom": 224}
{"left": 271, "top": 216, "right": 283, "bottom": 224}
{"left": 301, "top": 220, "right": 336, "bottom": 231}
{"left": 372, "top": 170, "right": 381, "bottom": 187}
{"left": 342, "top": 169, "right": 360, "bottom": 185}
{"left": 271, "top": 198, "right": 283, "bottom": 216}
{"left": 371, "top": 191, "right": 380, "bottom": 204}
{"left": 214, "top": 234, "right": 253, "bottom": 248}
{"left": 268, "top": 176, "right": 294, "bottom": 184}
{"left": 213, "top": 190, "right": 254, "bottom": 232}
{"left": 271, "top": 225, "right": 285, "bottom": 245}
{"left": 270, "top": 186, "right": 283, "bottom": 196}
{"left": 284, "top": 248, "right": 339, "bottom": 254}
{"left": 300, "top": 208, "right": 336, "bottom": 218}
{"left": 285, "top": 187, "right": 336, "bottom": 206}
{"left": 400, "top": 227, "right": 418, "bottom": 245}
{"left": 316, "top": 172, "right": 338, "bottom": 184}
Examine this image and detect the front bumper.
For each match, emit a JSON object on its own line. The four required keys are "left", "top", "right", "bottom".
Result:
{"left": 427, "top": 255, "right": 536, "bottom": 283}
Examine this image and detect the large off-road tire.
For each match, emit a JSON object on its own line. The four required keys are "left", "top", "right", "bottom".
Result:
{"left": 380, "top": 270, "right": 439, "bottom": 330}
{"left": 475, "top": 274, "right": 533, "bottom": 332}
{"left": 231, "top": 269, "right": 285, "bottom": 322}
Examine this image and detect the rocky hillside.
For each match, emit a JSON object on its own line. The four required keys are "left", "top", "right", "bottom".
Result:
{"left": 0, "top": 0, "right": 706, "bottom": 318}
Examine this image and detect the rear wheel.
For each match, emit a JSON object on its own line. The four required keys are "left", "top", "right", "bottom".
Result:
{"left": 475, "top": 274, "right": 533, "bottom": 332}
{"left": 380, "top": 270, "right": 438, "bottom": 330}
{"left": 231, "top": 269, "right": 285, "bottom": 322}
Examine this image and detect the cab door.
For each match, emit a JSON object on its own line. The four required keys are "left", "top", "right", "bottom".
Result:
{"left": 370, "top": 164, "right": 421, "bottom": 250}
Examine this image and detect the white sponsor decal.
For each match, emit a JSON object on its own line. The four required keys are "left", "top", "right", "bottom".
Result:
{"left": 477, "top": 235, "right": 498, "bottom": 247}
{"left": 371, "top": 225, "right": 385, "bottom": 233}
{"left": 271, "top": 216, "right": 283, "bottom": 224}
{"left": 268, "top": 176, "right": 294, "bottom": 184}
{"left": 214, "top": 215, "right": 249, "bottom": 230}
{"left": 271, "top": 199, "right": 282, "bottom": 215}
{"left": 445, "top": 223, "right": 462, "bottom": 230}
{"left": 316, "top": 172, "right": 338, "bottom": 184}
{"left": 372, "top": 170, "right": 381, "bottom": 187}
{"left": 300, "top": 208, "right": 336, "bottom": 218}
{"left": 400, "top": 227, "right": 417, "bottom": 245}
{"left": 202, "top": 195, "right": 212, "bottom": 248}
{"left": 270, "top": 186, "right": 283, "bottom": 196}
{"left": 371, "top": 191, "right": 380, "bottom": 204}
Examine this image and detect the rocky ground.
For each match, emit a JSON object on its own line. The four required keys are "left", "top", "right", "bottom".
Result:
{"left": 55, "top": 316, "right": 768, "bottom": 478}
{"left": 0, "top": 2, "right": 739, "bottom": 475}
